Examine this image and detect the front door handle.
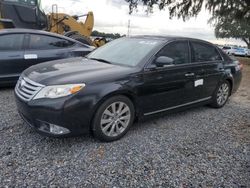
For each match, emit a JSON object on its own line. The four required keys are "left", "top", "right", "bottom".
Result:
{"left": 185, "top": 73, "right": 195, "bottom": 77}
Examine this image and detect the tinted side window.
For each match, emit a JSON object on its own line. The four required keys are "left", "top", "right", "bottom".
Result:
{"left": 4, "top": 0, "right": 37, "bottom": 6}
{"left": 0, "top": 34, "right": 24, "bottom": 51}
{"left": 157, "top": 41, "right": 189, "bottom": 65}
{"left": 191, "top": 42, "right": 222, "bottom": 62}
{"left": 28, "top": 34, "right": 74, "bottom": 50}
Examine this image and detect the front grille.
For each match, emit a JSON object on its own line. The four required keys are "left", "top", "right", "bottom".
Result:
{"left": 15, "top": 77, "right": 44, "bottom": 101}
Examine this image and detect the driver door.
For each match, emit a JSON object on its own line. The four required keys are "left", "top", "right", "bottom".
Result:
{"left": 139, "top": 40, "right": 200, "bottom": 115}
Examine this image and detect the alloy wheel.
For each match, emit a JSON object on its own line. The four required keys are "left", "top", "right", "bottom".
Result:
{"left": 100, "top": 102, "right": 131, "bottom": 137}
{"left": 216, "top": 83, "right": 229, "bottom": 106}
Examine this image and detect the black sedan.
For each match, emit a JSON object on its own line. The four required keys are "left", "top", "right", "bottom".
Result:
{"left": 14, "top": 36, "right": 242, "bottom": 141}
{"left": 0, "top": 29, "right": 94, "bottom": 86}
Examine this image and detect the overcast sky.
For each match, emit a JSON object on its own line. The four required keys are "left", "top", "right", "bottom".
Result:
{"left": 42, "top": 0, "right": 245, "bottom": 46}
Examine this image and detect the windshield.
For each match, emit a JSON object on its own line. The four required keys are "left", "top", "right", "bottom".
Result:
{"left": 87, "top": 38, "right": 161, "bottom": 67}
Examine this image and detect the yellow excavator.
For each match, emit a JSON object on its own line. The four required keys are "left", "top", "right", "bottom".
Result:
{"left": 0, "top": 0, "right": 105, "bottom": 47}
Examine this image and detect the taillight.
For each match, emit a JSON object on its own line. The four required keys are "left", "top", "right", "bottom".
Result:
{"left": 235, "top": 61, "right": 243, "bottom": 71}
{"left": 233, "top": 60, "right": 243, "bottom": 71}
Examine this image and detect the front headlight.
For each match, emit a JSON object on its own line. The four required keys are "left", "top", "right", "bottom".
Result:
{"left": 33, "top": 84, "right": 86, "bottom": 99}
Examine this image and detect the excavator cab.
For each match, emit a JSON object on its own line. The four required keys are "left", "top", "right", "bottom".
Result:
{"left": 0, "top": 0, "right": 47, "bottom": 29}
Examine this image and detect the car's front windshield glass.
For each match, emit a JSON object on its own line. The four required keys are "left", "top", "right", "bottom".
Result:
{"left": 87, "top": 38, "right": 161, "bottom": 67}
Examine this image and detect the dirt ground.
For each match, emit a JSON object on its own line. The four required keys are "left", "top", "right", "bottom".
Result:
{"left": 232, "top": 57, "right": 250, "bottom": 105}
{"left": 231, "top": 57, "right": 250, "bottom": 144}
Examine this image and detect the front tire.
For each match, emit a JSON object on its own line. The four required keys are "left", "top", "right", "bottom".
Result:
{"left": 92, "top": 95, "right": 135, "bottom": 142}
{"left": 210, "top": 80, "right": 230, "bottom": 108}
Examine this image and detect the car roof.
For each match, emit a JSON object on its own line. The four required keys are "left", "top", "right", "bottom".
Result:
{"left": 130, "top": 35, "right": 216, "bottom": 45}
{"left": 0, "top": 28, "right": 82, "bottom": 43}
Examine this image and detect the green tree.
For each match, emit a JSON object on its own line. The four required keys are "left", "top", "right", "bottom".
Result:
{"left": 211, "top": 12, "right": 250, "bottom": 48}
{"left": 125, "top": 0, "right": 250, "bottom": 47}
{"left": 91, "top": 30, "right": 123, "bottom": 39}
{"left": 125, "top": 0, "right": 249, "bottom": 20}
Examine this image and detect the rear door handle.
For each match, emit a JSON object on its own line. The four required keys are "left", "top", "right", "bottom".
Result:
{"left": 24, "top": 54, "right": 38, "bottom": 60}
{"left": 185, "top": 73, "right": 195, "bottom": 77}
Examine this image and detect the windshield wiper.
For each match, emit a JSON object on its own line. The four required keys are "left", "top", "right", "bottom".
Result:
{"left": 89, "top": 58, "right": 112, "bottom": 64}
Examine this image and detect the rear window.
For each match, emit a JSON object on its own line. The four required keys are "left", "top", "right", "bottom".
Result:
{"left": 191, "top": 41, "right": 222, "bottom": 62}
{"left": 0, "top": 34, "right": 24, "bottom": 51}
{"left": 223, "top": 46, "right": 231, "bottom": 50}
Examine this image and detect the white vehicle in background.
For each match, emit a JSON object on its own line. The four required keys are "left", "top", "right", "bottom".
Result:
{"left": 246, "top": 48, "right": 250, "bottom": 57}
{"left": 222, "top": 46, "right": 237, "bottom": 55}
{"left": 222, "top": 46, "right": 250, "bottom": 57}
{"left": 234, "top": 47, "right": 249, "bottom": 56}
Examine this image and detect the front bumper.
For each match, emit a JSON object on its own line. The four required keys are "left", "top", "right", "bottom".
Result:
{"left": 15, "top": 92, "right": 93, "bottom": 137}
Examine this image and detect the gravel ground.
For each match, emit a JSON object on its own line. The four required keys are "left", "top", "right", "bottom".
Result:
{"left": 0, "top": 60, "right": 249, "bottom": 187}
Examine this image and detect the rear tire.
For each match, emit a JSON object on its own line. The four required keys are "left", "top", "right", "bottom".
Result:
{"left": 92, "top": 95, "right": 135, "bottom": 142}
{"left": 210, "top": 80, "right": 231, "bottom": 108}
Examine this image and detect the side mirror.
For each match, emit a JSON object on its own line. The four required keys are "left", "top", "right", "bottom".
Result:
{"left": 155, "top": 56, "right": 174, "bottom": 67}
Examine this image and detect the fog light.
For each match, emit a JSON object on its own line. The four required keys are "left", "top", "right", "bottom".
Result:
{"left": 49, "top": 124, "right": 70, "bottom": 135}
{"left": 38, "top": 122, "right": 50, "bottom": 132}
{"left": 37, "top": 121, "right": 70, "bottom": 135}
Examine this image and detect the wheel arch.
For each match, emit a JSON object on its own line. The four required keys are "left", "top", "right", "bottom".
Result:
{"left": 89, "top": 89, "right": 139, "bottom": 130}
{"left": 219, "top": 71, "right": 234, "bottom": 96}
{"left": 225, "top": 78, "right": 233, "bottom": 95}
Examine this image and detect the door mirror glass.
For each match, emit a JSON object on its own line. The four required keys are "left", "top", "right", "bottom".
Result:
{"left": 155, "top": 56, "right": 174, "bottom": 67}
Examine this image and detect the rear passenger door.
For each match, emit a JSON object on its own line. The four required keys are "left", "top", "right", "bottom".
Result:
{"left": 23, "top": 34, "right": 75, "bottom": 69}
{"left": 0, "top": 34, "right": 25, "bottom": 83}
{"left": 190, "top": 40, "right": 224, "bottom": 99}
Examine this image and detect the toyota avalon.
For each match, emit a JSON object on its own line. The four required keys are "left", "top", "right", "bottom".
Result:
{"left": 15, "top": 36, "right": 242, "bottom": 141}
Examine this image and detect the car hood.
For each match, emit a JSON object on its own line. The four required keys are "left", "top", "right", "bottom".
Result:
{"left": 22, "top": 57, "right": 134, "bottom": 86}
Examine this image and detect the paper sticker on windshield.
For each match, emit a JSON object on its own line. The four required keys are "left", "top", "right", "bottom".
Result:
{"left": 139, "top": 41, "right": 157, "bottom": 45}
